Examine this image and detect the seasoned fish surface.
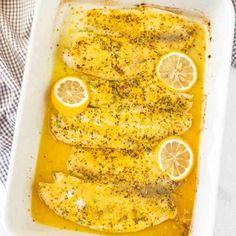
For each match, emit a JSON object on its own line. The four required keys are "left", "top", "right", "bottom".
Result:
{"left": 87, "top": 77, "right": 193, "bottom": 112}
{"left": 63, "top": 34, "right": 156, "bottom": 80}
{"left": 83, "top": 7, "right": 197, "bottom": 49}
{"left": 51, "top": 106, "right": 192, "bottom": 150}
{"left": 68, "top": 147, "right": 178, "bottom": 194}
{"left": 39, "top": 173, "right": 177, "bottom": 232}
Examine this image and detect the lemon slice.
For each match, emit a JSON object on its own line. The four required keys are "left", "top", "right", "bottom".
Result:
{"left": 51, "top": 76, "right": 89, "bottom": 116}
{"left": 156, "top": 52, "right": 197, "bottom": 91}
{"left": 156, "top": 136, "right": 194, "bottom": 181}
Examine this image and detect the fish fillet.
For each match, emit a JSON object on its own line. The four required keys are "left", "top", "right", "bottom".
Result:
{"left": 51, "top": 106, "right": 192, "bottom": 150}
{"left": 68, "top": 147, "right": 178, "bottom": 194}
{"left": 86, "top": 77, "right": 193, "bottom": 112}
{"left": 39, "top": 173, "right": 177, "bottom": 232}
{"left": 83, "top": 7, "right": 197, "bottom": 50}
{"left": 63, "top": 7, "right": 197, "bottom": 79}
{"left": 63, "top": 33, "right": 156, "bottom": 80}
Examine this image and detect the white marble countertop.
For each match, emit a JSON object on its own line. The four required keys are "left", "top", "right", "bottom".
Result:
{"left": 0, "top": 67, "right": 236, "bottom": 236}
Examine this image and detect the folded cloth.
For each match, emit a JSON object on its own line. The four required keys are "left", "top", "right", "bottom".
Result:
{"left": 0, "top": 1, "right": 235, "bottom": 185}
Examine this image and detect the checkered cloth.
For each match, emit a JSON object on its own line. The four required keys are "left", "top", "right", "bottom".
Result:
{"left": 233, "top": 0, "right": 236, "bottom": 67}
{"left": 0, "top": 0, "right": 35, "bottom": 184}
{"left": 0, "top": 1, "right": 235, "bottom": 185}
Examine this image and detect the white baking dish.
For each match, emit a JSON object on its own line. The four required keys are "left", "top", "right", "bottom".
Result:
{"left": 3, "top": 0, "right": 235, "bottom": 235}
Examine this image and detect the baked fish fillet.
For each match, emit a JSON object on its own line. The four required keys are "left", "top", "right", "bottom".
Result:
{"left": 87, "top": 77, "right": 193, "bottom": 112}
{"left": 63, "top": 7, "right": 197, "bottom": 79}
{"left": 51, "top": 106, "right": 192, "bottom": 150}
{"left": 68, "top": 147, "right": 178, "bottom": 194}
{"left": 82, "top": 7, "right": 197, "bottom": 49}
{"left": 63, "top": 34, "right": 157, "bottom": 80}
{"left": 39, "top": 173, "right": 177, "bottom": 232}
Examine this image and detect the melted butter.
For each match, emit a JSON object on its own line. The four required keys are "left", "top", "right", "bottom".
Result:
{"left": 32, "top": 5, "right": 207, "bottom": 236}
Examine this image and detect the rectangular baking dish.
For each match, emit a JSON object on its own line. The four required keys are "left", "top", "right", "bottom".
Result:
{"left": 3, "top": 0, "right": 235, "bottom": 235}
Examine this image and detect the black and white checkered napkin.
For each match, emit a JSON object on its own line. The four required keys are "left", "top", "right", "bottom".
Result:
{"left": 233, "top": 0, "right": 236, "bottom": 67}
{"left": 0, "top": 1, "right": 235, "bottom": 185}
{"left": 0, "top": 0, "right": 35, "bottom": 184}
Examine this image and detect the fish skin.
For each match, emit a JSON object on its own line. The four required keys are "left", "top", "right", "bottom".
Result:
{"left": 67, "top": 147, "right": 179, "bottom": 194}
{"left": 50, "top": 106, "right": 192, "bottom": 150}
{"left": 39, "top": 173, "right": 177, "bottom": 233}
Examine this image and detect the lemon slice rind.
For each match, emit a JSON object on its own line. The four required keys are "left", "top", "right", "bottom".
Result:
{"left": 51, "top": 76, "right": 89, "bottom": 116}
{"left": 156, "top": 52, "right": 197, "bottom": 91}
{"left": 54, "top": 77, "right": 89, "bottom": 108}
{"left": 157, "top": 136, "right": 194, "bottom": 181}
